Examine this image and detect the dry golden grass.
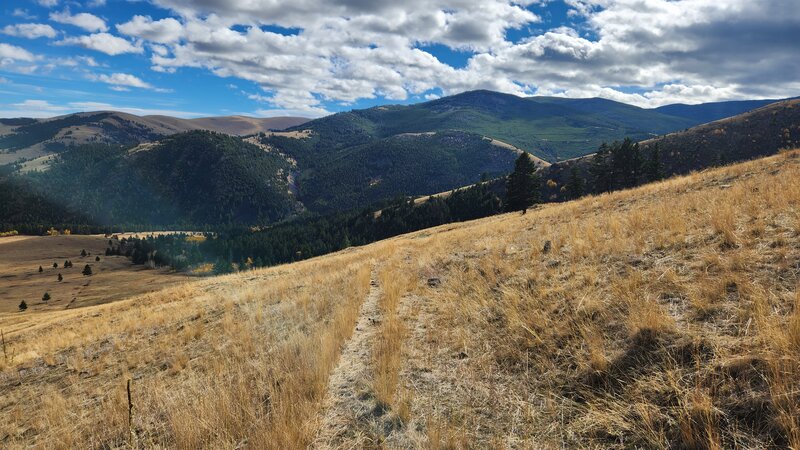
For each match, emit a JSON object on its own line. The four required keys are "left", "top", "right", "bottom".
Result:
{"left": 0, "top": 234, "right": 189, "bottom": 317}
{"left": 373, "top": 261, "right": 414, "bottom": 411}
{"left": 2, "top": 150, "right": 800, "bottom": 449}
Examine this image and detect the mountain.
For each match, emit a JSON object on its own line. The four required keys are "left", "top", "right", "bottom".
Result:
{"left": 0, "top": 131, "right": 299, "bottom": 230}
{"left": 2, "top": 91, "right": 796, "bottom": 230}
{"left": 154, "top": 115, "right": 309, "bottom": 136}
{"left": 539, "top": 98, "right": 800, "bottom": 200}
{"left": 287, "top": 130, "right": 523, "bottom": 213}
{"left": 0, "top": 111, "right": 309, "bottom": 166}
{"left": 654, "top": 98, "right": 793, "bottom": 125}
{"left": 266, "top": 90, "right": 698, "bottom": 163}
{"left": 0, "top": 129, "right": 522, "bottom": 229}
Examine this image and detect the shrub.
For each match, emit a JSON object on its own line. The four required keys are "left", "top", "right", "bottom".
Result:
{"left": 82, "top": 264, "right": 92, "bottom": 276}
{"left": 18, "top": 300, "right": 27, "bottom": 311}
{"left": 42, "top": 292, "right": 51, "bottom": 302}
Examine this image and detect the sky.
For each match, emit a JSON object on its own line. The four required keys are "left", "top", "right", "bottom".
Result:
{"left": 0, "top": 0, "right": 798, "bottom": 119}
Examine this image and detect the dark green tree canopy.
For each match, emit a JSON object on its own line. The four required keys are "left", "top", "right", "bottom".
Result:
{"left": 505, "top": 153, "right": 540, "bottom": 213}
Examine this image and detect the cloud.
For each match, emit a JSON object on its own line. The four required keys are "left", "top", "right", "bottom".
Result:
{"left": 94, "top": 72, "right": 153, "bottom": 89}
{"left": 8, "top": 100, "right": 70, "bottom": 116}
{"left": 90, "top": 72, "right": 172, "bottom": 92}
{"left": 12, "top": 9, "right": 37, "bottom": 20}
{"left": 58, "top": 33, "right": 143, "bottom": 55}
{"left": 37, "top": 0, "right": 59, "bottom": 7}
{"left": 50, "top": 9, "right": 108, "bottom": 32}
{"left": 132, "top": 0, "right": 542, "bottom": 111}
{"left": 254, "top": 107, "right": 330, "bottom": 119}
{"left": 0, "top": 99, "right": 205, "bottom": 118}
{"left": 18, "top": 0, "right": 799, "bottom": 112}
{"left": 117, "top": 15, "right": 183, "bottom": 43}
{"left": 2, "top": 23, "right": 58, "bottom": 39}
{"left": 0, "top": 77, "right": 9, "bottom": 84}
{"left": 0, "top": 43, "right": 37, "bottom": 62}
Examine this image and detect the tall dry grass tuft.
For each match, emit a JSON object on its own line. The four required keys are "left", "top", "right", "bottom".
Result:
{"left": 710, "top": 199, "right": 739, "bottom": 248}
{"left": 373, "top": 262, "right": 413, "bottom": 411}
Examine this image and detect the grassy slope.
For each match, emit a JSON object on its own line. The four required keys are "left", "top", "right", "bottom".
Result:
{"left": 2, "top": 150, "right": 800, "bottom": 448}
{"left": 541, "top": 98, "right": 800, "bottom": 202}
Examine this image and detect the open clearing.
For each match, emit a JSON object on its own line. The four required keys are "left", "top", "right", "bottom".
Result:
{"left": 0, "top": 234, "right": 190, "bottom": 329}
{"left": 1, "top": 151, "right": 799, "bottom": 449}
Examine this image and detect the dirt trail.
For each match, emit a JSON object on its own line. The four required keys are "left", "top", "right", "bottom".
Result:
{"left": 314, "top": 267, "right": 385, "bottom": 448}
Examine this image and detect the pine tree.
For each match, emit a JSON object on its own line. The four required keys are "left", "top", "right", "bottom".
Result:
{"left": 42, "top": 292, "right": 50, "bottom": 302}
{"left": 611, "top": 138, "right": 641, "bottom": 188}
{"left": 19, "top": 300, "right": 27, "bottom": 311}
{"left": 645, "top": 143, "right": 663, "bottom": 182}
{"left": 590, "top": 143, "right": 613, "bottom": 193}
{"left": 53, "top": 262, "right": 58, "bottom": 269}
{"left": 38, "top": 266, "right": 43, "bottom": 273}
{"left": 566, "top": 165, "right": 585, "bottom": 200}
{"left": 57, "top": 273, "right": 63, "bottom": 282}
{"left": 505, "top": 153, "right": 540, "bottom": 214}
{"left": 95, "top": 256, "right": 100, "bottom": 262}
{"left": 80, "top": 249, "right": 87, "bottom": 257}
{"left": 82, "top": 264, "right": 92, "bottom": 276}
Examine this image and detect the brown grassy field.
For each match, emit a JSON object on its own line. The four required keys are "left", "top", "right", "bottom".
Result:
{"left": 1, "top": 150, "right": 800, "bottom": 449}
{"left": 0, "top": 235, "right": 190, "bottom": 329}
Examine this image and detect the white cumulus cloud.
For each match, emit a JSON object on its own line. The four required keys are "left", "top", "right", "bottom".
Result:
{"left": 117, "top": 15, "right": 183, "bottom": 43}
{"left": 50, "top": 9, "right": 108, "bottom": 32}
{"left": 58, "top": 33, "right": 143, "bottom": 55}
{"left": 2, "top": 23, "right": 58, "bottom": 39}
{"left": 0, "top": 43, "right": 37, "bottom": 62}
{"left": 94, "top": 72, "right": 153, "bottom": 89}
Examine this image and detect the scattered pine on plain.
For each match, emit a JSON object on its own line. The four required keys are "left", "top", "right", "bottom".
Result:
{"left": 1, "top": 150, "right": 800, "bottom": 449}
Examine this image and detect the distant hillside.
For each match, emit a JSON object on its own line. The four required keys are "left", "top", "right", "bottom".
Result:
{"left": 540, "top": 99, "right": 800, "bottom": 200}
{"left": 654, "top": 98, "right": 791, "bottom": 125}
{"left": 269, "top": 90, "right": 699, "bottom": 163}
{"left": 295, "top": 130, "right": 520, "bottom": 213}
{"left": 0, "top": 131, "right": 298, "bottom": 229}
{"left": 153, "top": 115, "right": 309, "bottom": 136}
{"left": 0, "top": 112, "right": 309, "bottom": 166}
{"left": 1, "top": 91, "right": 794, "bottom": 231}
{"left": 1, "top": 129, "right": 521, "bottom": 230}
